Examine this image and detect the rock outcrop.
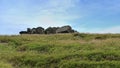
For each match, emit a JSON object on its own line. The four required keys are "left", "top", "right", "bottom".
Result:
{"left": 19, "top": 25, "right": 77, "bottom": 34}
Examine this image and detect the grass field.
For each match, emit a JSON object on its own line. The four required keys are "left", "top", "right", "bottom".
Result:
{"left": 0, "top": 33, "right": 120, "bottom": 68}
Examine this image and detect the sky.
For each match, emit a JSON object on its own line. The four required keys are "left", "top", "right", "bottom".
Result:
{"left": 0, "top": 0, "right": 120, "bottom": 35}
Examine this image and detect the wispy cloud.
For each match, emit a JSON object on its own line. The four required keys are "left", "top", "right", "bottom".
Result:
{"left": 0, "top": 0, "right": 80, "bottom": 27}
{"left": 0, "top": 0, "right": 120, "bottom": 34}
{"left": 0, "top": 0, "right": 82, "bottom": 34}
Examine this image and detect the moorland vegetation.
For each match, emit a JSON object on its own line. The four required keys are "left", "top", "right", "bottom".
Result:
{"left": 0, "top": 33, "right": 120, "bottom": 68}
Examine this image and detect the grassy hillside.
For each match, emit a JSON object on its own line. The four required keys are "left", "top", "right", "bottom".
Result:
{"left": 0, "top": 33, "right": 120, "bottom": 68}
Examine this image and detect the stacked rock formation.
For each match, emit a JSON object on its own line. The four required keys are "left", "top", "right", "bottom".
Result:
{"left": 19, "top": 25, "right": 77, "bottom": 34}
{"left": 20, "top": 27, "right": 44, "bottom": 34}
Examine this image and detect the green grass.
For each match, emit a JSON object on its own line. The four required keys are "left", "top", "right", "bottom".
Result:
{"left": 0, "top": 33, "right": 120, "bottom": 68}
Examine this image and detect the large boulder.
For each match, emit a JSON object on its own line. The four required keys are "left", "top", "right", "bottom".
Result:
{"left": 19, "top": 31, "right": 28, "bottom": 34}
{"left": 36, "top": 27, "right": 44, "bottom": 34}
{"left": 27, "top": 28, "right": 32, "bottom": 34}
{"left": 56, "top": 25, "right": 75, "bottom": 33}
{"left": 31, "top": 28, "right": 36, "bottom": 34}
{"left": 45, "top": 27, "right": 59, "bottom": 34}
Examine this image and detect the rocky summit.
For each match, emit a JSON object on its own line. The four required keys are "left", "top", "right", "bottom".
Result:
{"left": 19, "top": 25, "right": 77, "bottom": 34}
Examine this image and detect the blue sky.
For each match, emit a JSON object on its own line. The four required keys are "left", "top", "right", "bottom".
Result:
{"left": 0, "top": 0, "right": 120, "bottom": 34}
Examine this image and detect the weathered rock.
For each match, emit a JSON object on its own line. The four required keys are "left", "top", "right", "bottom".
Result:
{"left": 19, "top": 25, "right": 77, "bottom": 34}
{"left": 45, "top": 27, "right": 59, "bottom": 34}
{"left": 27, "top": 28, "right": 32, "bottom": 34}
{"left": 31, "top": 28, "right": 36, "bottom": 34}
{"left": 23, "top": 27, "right": 45, "bottom": 34}
{"left": 36, "top": 27, "right": 44, "bottom": 34}
{"left": 56, "top": 25, "right": 74, "bottom": 33}
{"left": 19, "top": 31, "right": 28, "bottom": 34}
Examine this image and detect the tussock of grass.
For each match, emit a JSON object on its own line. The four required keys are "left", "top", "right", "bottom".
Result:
{"left": 0, "top": 33, "right": 120, "bottom": 68}
{"left": 0, "top": 61, "right": 13, "bottom": 68}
